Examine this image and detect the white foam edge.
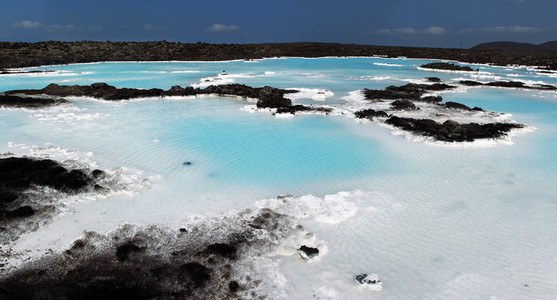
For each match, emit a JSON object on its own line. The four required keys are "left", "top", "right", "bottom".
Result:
{"left": 358, "top": 75, "right": 393, "bottom": 81}
{"left": 24, "top": 103, "right": 110, "bottom": 123}
{"left": 45, "top": 94, "right": 260, "bottom": 104}
{"left": 535, "top": 72, "right": 557, "bottom": 78}
{"left": 373, "top": 62, "right": 402, "bottom": 67}
{"left": 284, "top": 87, "right": 334, "bottom": 101}
{"left": 241, "top": 104, "right": 336, "bottom": 119}
{"left": 138, "top": 70, "right": 200, "bottom": 74}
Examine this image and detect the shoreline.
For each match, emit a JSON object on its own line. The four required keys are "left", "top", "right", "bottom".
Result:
{"left": 2, "top": 41, "right": 557, "bottom": 70}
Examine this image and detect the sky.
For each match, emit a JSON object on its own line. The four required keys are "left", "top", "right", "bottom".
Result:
{"left": 0, "top": 0, "right": 556, "bottom": 48}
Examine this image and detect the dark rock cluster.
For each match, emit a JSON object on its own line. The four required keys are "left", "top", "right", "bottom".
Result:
{"left": 298, "top": 245, "right": 319, "bottom": 262}
{"left": 420, "top": 62, "right": 476, "bottom": 72}
{"left": 0, "top": 94, "right": 68, "bottom": 109}
{"left": 354, "top": 109, "right": 389, "bottom": 121}
{"left": 385, "top": 117, "right": 524, "bottom": 142}
{"left": 6, "top": 83, "right": 331, "bottom": 115}
{"left": 444, "top": 101, "right": 482, "bottom": 111}
{"left": 362, "top": 83, "right": 455, "bottom": 101}
{"left": 0, "top": 240, "right": 238, "bottom": 299}
{"left": 0, "top": 157, "right": 104, "bottom": 242}
{"left": 0, "top": 208, "right": 305, "bottom": 300}
{"left": 459, "top": 80, "right": 557, "bottom": 90}
{"left": 355, "top": 81, "right": 525, "bottom": 142}
{"left": 0, "top": 69, "right": 54, "bottom": 75}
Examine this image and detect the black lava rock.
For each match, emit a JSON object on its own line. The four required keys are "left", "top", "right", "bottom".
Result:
{"left": 5, "top": 206, "right": 35, "bottom": 218}
{"left": 421, "top": 62, "right": 475, "bottom": 72}
{"left": 116, "top": 241, "right": 143, "bottom": 262}
{"left": 354, "top": 109, "right": 389, "bottom": 120}
{"left": 179, "top": 262, "right": 211, "bottom": 288}
{"left": 391, "top": 99, "right": 419, "bottom": 110}
{"left": 386, "top": 116, "right": 525, "bottom": 142}
{"left": 202, "top": 243, "right": 237, "bottom": 258}
{"left": 228, "top": 280, "right": 240, "bottom": 292}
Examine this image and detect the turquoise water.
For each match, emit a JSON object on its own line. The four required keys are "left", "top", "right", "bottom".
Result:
{"left": 1, "top": 58, "right": 557, "bottom": 299}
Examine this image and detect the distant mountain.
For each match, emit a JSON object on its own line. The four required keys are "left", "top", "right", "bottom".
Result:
{"left": 471, "top": 41, "right": 557, "bottom": 52}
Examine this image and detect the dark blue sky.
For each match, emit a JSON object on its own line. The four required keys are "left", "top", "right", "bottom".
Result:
{"left": 1, "top": 0, "right": 555, "bottom": 48}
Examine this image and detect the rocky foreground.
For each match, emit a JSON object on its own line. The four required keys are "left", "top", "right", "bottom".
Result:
{"left": 0, "top": 201, "right": 312, "bottom": 299}
{"left": 0, "top": 157, "right": 106, "bottom": 243}
{"left": 2, "top": 41, "right": 557, "bottom": 70}
{"left": 0, "top": 154, "right": 317, "bottom": 299}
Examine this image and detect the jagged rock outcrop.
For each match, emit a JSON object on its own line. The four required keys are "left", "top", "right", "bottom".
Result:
{"left": 0, "top": 94, "right": 68, "bottom": 108}
{"left": 6, "top": 83, "right": 331, "bottom": 115}
{"left": 0, "top": 208, "right": 308, "bottom": 299}
{"left": 363, "top": 83, "right": 455, "bottom": 101}
{"left": 0, "top": 157, "right": 105, "bottom": 242}
{"left": 354, "top": 109, "right": 389, "bottom": 120}
{"left": 420, "top": 62, "right": 476, "bottom": 71}
{"left": 458, "top": 80, "right": 557, "bottom": 90}
{"left": 385, "top": 116, "right": 524, "bottom": 142}
{"left": 391, "top": 100, "right": 419, "bottom": 111}
{"left": 357, "top": 81, "right": 525, "bottom": 142}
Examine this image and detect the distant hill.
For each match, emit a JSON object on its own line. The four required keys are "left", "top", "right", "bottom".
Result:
{"left": 471, "top": 41, "right": 557, "bottom": 52}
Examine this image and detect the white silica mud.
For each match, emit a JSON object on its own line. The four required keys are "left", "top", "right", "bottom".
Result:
{"left": 1, "top": 57, "right": 557, "bottom": 299}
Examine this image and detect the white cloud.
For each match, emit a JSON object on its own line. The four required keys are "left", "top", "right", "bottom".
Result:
{"left": 46, "top": 24, "right": 77, "bottom": 32}
{"left": 143, "top": 24, "right": 164, "bottom": 32}
{"left": 394, "top": 27, "right": 417, "bottom": 34}
{"left": 423, "top": 26, "right": 445, "bottom": 35}
{"left": 375, "top": 26, "right": 445, "bottom": 35}
{"left": 493, "top": 26, "right": 540, "bottom": 33}
{"left": 206, "top": 24, "right": 239, "bottom": 33}
{"left": 458, "top": 26, "right": 542, "bottom": 34}
{"left": 13, "top": 20, "right": 43, "bottom": 29}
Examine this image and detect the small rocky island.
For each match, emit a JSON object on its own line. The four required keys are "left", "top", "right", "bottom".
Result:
{"left": 458, "top": 80, "right": 557, "bottom": 90}
{"left": 354, "top": 81, "right": 526, "bottom": 142}
{"left": 420, "top": 62, "right": 477, "bottom": 72}
{"left": 4, "top": 83, "right": 332, "bottom": 114}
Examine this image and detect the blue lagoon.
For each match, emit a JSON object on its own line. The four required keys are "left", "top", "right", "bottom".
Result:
{"left": 1, "top": 57, "right": 556, "bottom": 299}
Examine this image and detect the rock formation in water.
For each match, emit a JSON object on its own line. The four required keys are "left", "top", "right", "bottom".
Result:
{"left": 458, "top": 80, "right": 557, "bottom": 90}
{"left": 0, "top": 94, "right": 68, "bottom": 108}
{"left": 355, "top": 81, "right": 526, "bottom": 142}
{"left": 385, "top": 117, "right": 524, "bottom": 142}
{"left": 6, "top": 83, "right": 332, "bottom": 115}
{"left": 420, "top": 62, "right": 476, "bottom": 72}
{"left": 362, "top": 83, "right": 455, "bottom": 101}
